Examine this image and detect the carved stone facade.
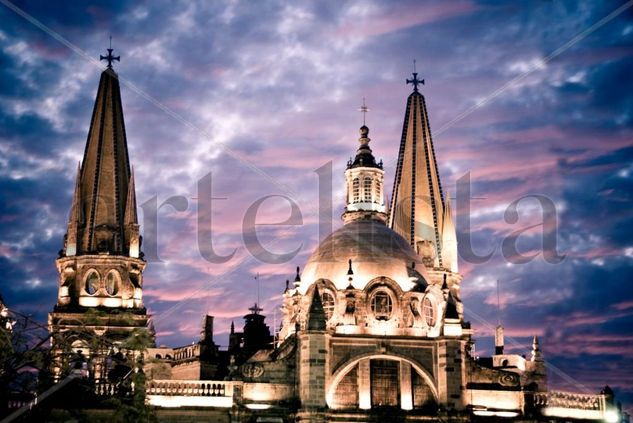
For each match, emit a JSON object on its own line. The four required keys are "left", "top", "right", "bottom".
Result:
{"left": 43, "top": 60, "right": 624, "bottom": 422}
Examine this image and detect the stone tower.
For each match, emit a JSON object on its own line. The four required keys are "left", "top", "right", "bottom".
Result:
{"left": 48, "top": 48, "right": 152, "bottom": 376}
{"left": 388, "top": 70, "right": 463, "bottom": 317}
{"left": 389, "top": 71, "right": 458, "bottom": 275}
{"left": 297, "top": 287, "right": 329, "bottom": 422}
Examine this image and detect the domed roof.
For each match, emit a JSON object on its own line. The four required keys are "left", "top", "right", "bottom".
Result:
{"left": 298, "top": 219, "right": 428, "bottom": 294}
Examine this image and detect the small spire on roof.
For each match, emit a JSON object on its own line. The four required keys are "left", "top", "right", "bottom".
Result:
{"left": 531, "top": 335, "right": 543, "bottom": 362}
{"left": 441, "top": 274, "right": 449, "bottom": 299}
{"left": 293, "top": 266, "right": 301, "bottom": 287}
{"left": 307, "top": 286, "right": 326, "bottom": 331}
{"left": 347, "top": 259, "right": 354, "bottom": 276}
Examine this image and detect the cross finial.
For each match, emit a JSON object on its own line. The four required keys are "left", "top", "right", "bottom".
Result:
{"left": 100, "top": 40, "right": 120, "bottom": 69}
{"left": 359, "top": 97, "right": 370, "bottom": 125}
{"left": 249, "top": 303, "right": 263, "bottom": 315}
{"left": 406, "top": 59, "right": 424, "bottom": 92}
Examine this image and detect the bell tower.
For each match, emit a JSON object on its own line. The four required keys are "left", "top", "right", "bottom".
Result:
{"left": 342, "top": 100, "right": 387, "bottom": 224}
{"left": 48, "top": 47, "right": 153, "bottom": 376}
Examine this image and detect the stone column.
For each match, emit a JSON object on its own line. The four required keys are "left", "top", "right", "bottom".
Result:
{"left": 358, "top": 358, "right": 371, "bottom": 410}
{"left": 400, "top": 361, "right": 413, "bottom": 410}
{"left": 437, "top": 339, "right": 465, "bottom": 410}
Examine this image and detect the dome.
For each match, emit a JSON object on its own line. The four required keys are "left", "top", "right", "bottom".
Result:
{"left": 298, "top": 219, "right": 428, "bottom": 294}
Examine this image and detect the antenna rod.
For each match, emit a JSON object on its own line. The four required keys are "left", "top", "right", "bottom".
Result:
{"left": 496, "top": 279, "right": 500, "bottom": 325}
{"left": 256, "top": 273, "right": 260, "bottom": 307}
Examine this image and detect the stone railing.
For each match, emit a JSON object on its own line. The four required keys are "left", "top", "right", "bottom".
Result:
{"left": 147, "top": 380, "right": 232, "bottom": 397}
{"left": 172, "top": 344, "right": 200, "bottom": 362}
{"left": 534, "top": 390, "right": 608, "bottom": 420}
{"left": 534, "top": 390, "right": 604, "bottom": 410}
{"left": 146, "top": 380, "right": 236, "bottom": 408}
{"left": 94, "top": 379, "right": 133, "bottom": 397}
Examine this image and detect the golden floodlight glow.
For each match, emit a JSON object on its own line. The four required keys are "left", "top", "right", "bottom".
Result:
{"left": 605, "top": 409, "right": 620, "bottom": 423}
{"left": 245, "top": 403, "right": 272, "bottom": 410}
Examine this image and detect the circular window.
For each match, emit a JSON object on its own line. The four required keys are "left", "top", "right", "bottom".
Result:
{"left": 85, "top": 271, "right": 99, "bottom": 295}
{"left": 371, "top": 291, "right": 393, "bottom": 320}
{"left": 105, "top": 271, "right": 119, "bottom": 296}
{"left": 321, "top": 291, "right": 335, "bottom": 321}
{"left": 422, "top": 297, "right": 435, "bottom": 327}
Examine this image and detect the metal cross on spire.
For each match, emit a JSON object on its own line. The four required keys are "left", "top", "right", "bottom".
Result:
{"left": 100, "top": 37, "right": 120, "bottom": 69}
{"left": 406, "top": 59, "right": 424, "bottom": 92}
{"left": 359, "top": 97, "right": 370, "bottom": 125}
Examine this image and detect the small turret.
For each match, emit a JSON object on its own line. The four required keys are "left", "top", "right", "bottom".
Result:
{"left": 531, "top": 335, "right": 543, "bottom": 362}
{"left": 495, "top": 325, "right": 505, "bottom": 355}
{"left": 342, "top": 102, "right": 388, "bottom": 224}
{"left": 294, "top": 266, "right": 301, "bottom": 288}
{"left": 346, "top": 259, "right": 355, "bottom": 289}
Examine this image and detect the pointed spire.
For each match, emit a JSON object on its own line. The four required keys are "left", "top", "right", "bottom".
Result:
{"left": 68, "top": 49, "right": 135, "bottom": 256}
{"left": 65, "top": 163, "right": 83, "bottom": 256}
{"left": 441, "top": 192, "right": 458, "bottom": 272}
{"left": 390, "top": 66, "right": 445, "bottom": 268}
{"left": 230, "top": 320, "right": 235, "bottom": 334}
{"left": 307, "top": 286, "right": 326, "bottom": 331}
{"left": 444, "top": 291, "right": 459, "bottom": 320}
{"left": 70, "top": 162, "right": 83, "bottom": 224}
{"left": 531, "top": 335, "right": 543, "bottom": 362}
{"left": 124, "top": 168, "right": 138, "bottom": 225}
{"left": 284, "top": 279, "right": 290, "bottom": 294}
{"left": 294, "top": 266, "right": 301, "bottom": 287}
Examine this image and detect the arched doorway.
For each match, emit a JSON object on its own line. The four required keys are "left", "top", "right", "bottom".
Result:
{"left": 327, "top": 354, "right": 438, "bottom": 411}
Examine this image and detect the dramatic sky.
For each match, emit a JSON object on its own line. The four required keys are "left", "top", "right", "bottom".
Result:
{"left": 1, "top": 0, "right": 632, "bottom": 410}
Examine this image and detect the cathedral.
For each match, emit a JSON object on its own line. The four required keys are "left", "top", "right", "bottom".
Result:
{"left": 41, "top": 50, "right": 625, "bottom": 422}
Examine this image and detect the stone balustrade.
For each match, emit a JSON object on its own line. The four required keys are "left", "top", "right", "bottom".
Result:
{"left": 534, "top": 390, "right": 604, "bottom": 410}
{"left": 94, "top": 379, "right": 132, "bottom": 397}
{"left": 535, "top": 390, "right": 608, "bottom": 420}
{"left": 146, "top": 380, "right": 236, "bottom": 408}
{"left": 147, "top": 380, "right": 232, "bottom": 397}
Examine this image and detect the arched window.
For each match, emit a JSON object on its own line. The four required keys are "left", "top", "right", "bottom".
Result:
{"left": 85, "top": 270, "right": 99, "bottom": 295}
{"left": 321, "top": 291, "right": 335, "bottom": 321}
{"left": 374, "top": 179, "right": 382, "bottom": 203}
{"left": 363, "top": 177, "right": 372, "bottom": 202}
{"left": 105, "top": 270, "right": 119, "bottom": 296}
{"left": 352, "top": 178, "right": 360, "bottom": 203}
{"left": 422, "top": 297, "right": 435, "bottom": 327}
{"left": 371, "top": 291, "right": 393, "bottom": 320}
